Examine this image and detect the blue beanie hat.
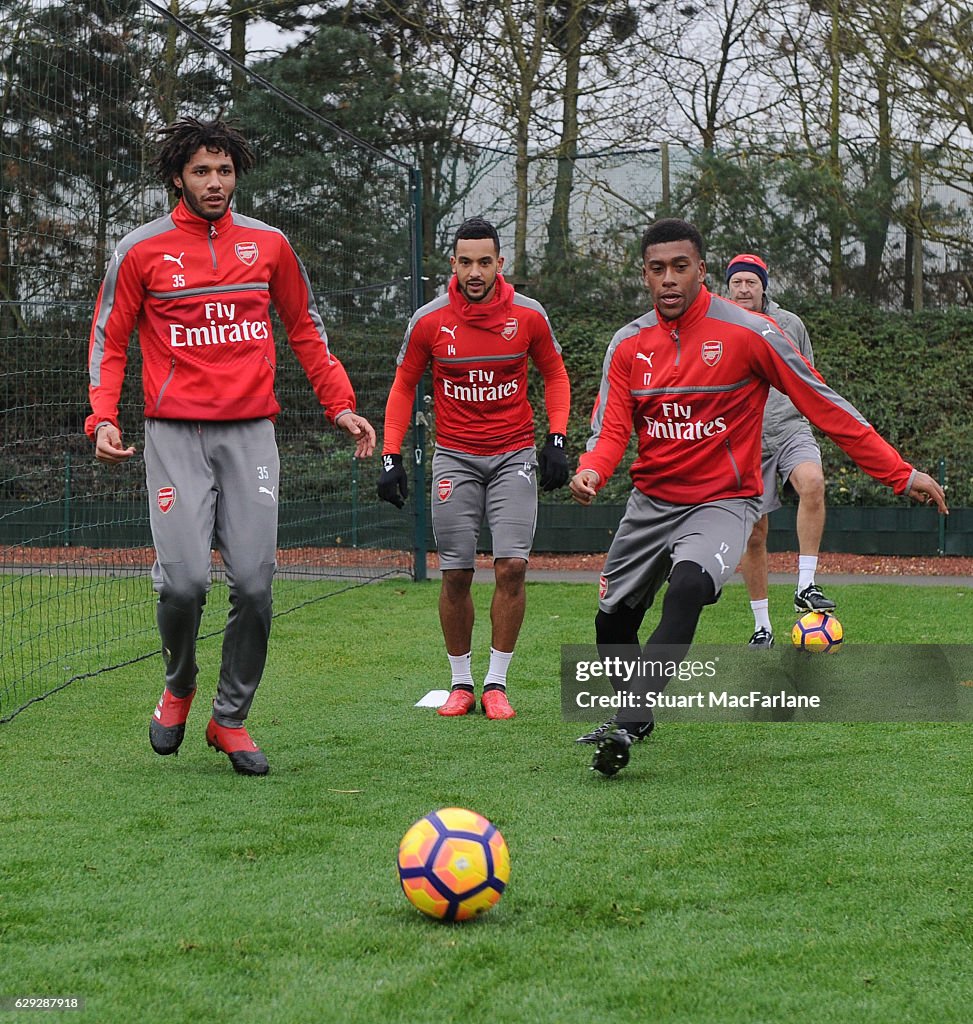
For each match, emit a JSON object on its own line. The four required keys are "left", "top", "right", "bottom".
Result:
{"left": 726, "top": 253, "right": 769, "bottom": 290}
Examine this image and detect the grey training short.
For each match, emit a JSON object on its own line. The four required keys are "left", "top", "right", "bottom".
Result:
{"left": 759, "top": 426, "right": 822, "bottom": 516}
{"left": 431, "top": 445, "right": 537, "bottom": 569}
{"left": 598, "top": 489, "right": 761, "bottom": 614}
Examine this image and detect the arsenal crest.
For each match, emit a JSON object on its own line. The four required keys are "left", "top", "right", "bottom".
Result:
{"left": 599, "top": 574, "right": 609, "bottom": 599}
{"left": 235, "top": 241, "right": 259, "bottom": 266}
{"left": 437, "top": 479, "right": 453, "bottom": 501}
{"left": 701, "top": 340, "right": 723, "bottom": 366}
{"left": 157, "top": 486, "right": 176, "bottom": 514}
{"left": 501, "top": 317, "right": 519, "bottom": 341}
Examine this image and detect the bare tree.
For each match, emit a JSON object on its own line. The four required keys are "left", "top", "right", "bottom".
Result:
{"left": 542, "top": 1, "right": 639, "bottom": 266}
{"left": 371, "top": 1, "right": 653, "bottom": 281}
{"left": 762, "top": 0, "right": 970, "bottom": 301}
{"left": 635, "top": 0, "right": 784, "bottom": 244}
{"left": 890, "top": 0, "right": 973, "bottom": 138}
{"left": 640, "top": 0, "right": 780, "bottom": 153}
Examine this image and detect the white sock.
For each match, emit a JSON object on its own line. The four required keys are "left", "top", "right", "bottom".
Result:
{"left": 447, "top": 652, "right": 474, "bottom": 690}
{"left": 750, "top": 599, "right": 771, "bottom": 632}
{"left": 483, "top": 647, "right": 513, "bottom": 689}
{"left": 798, "top": 556, "right": 818, "bottom": 593}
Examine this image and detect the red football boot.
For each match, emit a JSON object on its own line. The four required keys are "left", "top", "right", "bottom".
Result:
{"left": 437, "top": 688, "right": 476, "bottom": 717}
{"left": 481, "top": 689, "right": 516, "bottom": 720}
{"left": 149, "top": 687, "right": 196, "bottom": 755}
{"left": 205, "top": 718, "right": 270, "bottom": 776}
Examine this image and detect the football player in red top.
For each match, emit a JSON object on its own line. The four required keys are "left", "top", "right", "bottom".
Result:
{"left": 378, "top": 218, "right": 571, "bottom": 719}
{"left": 571, "top": 218, "right": 947, "bottom": 776}
{"left": 86, "top": 117, "right": 375, "bottom": 775}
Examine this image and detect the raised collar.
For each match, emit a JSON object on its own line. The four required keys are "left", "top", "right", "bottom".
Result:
{"left": 446, "top": 273, "right": 514, "bottom": 333}
{"left": 654, "top": 283, "right": 711, "bottom": 331}
{"left": 171, "top": 198, "right": 234, "bottom": 236}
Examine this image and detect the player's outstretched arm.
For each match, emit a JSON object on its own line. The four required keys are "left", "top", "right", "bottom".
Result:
{"left": 335, "top": 412, "right": 376, "bottom": 459}
{"left": 907, "top": 472, "right": 948, "bottom": 514}
{"left": 94, "top": 423, "right": 136, "bottom": 465}
{"left": 569, "top": 469, "right": 600, "bottom": 506}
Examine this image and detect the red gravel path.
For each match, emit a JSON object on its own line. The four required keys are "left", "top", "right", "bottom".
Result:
{"left": 519, "top": 551, "right": 973, "bottom": 577}
{"left": 4, "top": 546, "right": 972, "bottom": 577}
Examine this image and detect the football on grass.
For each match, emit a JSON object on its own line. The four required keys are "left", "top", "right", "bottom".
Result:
{"left": 397, "top": 807, "right": 510, "bottom": 922}
{"left": 791, "top": 611, "right": 844, "bottom": 653}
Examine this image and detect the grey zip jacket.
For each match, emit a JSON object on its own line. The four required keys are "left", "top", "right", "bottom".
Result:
{"left": 761, "top": 298, "right": 815, "bottom": 453}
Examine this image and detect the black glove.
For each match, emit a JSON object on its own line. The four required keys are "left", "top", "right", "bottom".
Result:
{"left": 538, "top": 432, "right": 569, "bottom": 491}
{"left": 377, "top": 453, "right": 408, "bottom": 508}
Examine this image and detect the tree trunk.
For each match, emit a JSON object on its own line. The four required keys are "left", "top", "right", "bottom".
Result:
{"left": 903, "top": 225, "right": 914, "bottom": 310}
{"left": 512, "top": 105, "right": 531, "bottom": 286}
{"left": 159, "top": 0, "right": 180, "bottom": 124}
{"left": 828, "top": 2, "right": 844, "bottom": 298}
{"left": 544, "top": 1, "right": 581, "bottom": 267}
{"left": 228, "top": 0, "right": 249, "bottom": 99}
{"left": 861, "top": 64, "right": 893, "bottom": 300}
{"left": 420, "top": 142, "right": 438, "bottom": 304}
{"left": 910, "top": 142, "right": 923, "bottom": 312}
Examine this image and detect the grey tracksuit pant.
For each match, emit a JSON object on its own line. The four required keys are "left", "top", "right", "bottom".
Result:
{"left": 144, "top": 418, "right": 280, "bottom": 725}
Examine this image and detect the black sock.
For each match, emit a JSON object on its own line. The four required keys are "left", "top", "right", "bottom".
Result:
{"left": 641, "top": 560, "right": 716, "bottom": 705}
{"left": 595, "top": 604, "right": 653, "bottom": 734}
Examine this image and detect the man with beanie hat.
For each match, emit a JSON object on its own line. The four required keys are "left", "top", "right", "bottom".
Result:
{"left": 726, "top": 253, "right": 834, "bottom": 649}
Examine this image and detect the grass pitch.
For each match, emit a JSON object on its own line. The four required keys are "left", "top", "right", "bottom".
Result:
{"left": 1, "top": 578, "right": 971, "bottom": 1023}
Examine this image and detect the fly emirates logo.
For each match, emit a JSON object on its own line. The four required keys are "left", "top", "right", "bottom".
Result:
{"left": 168, "top": 301, "right": 270, "bottom": 348}
{"left": 442, "top": 368, "right": 519, "bottom": 403}
{"left": 644, "top": 401, "right": 727, "bottom": 441}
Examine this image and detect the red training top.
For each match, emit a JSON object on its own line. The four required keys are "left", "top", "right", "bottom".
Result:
{"left": 382, "top": 274, "right": 570, "bottom": 456}
{"left": 580, "top": 285, "right": 915, "bottom": 503}
{"left": 86, "top": 199, "right": 356, "bottom": 438}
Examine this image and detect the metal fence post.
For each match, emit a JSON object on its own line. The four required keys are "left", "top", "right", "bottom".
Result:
{"left": 63, "top": 451, "right": 72, "bottom": 547}
{"left": 409, "top": 166, "right": 427, "bottom": 582}
{"left": 351, "top": 453, "right": 358, "bottom": 549}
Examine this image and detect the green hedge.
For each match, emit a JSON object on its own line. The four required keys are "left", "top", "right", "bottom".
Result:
{"left": 6, "top": 299, "right": 972, "bottom": 511}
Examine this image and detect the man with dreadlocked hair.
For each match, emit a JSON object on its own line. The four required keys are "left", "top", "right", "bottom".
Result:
{"left": 85, "top": 117, "right": 376, "bottom": 775}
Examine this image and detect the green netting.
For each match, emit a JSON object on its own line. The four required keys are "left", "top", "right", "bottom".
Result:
{"left": 0, "top": 0, "right": 418, "bottom": 722}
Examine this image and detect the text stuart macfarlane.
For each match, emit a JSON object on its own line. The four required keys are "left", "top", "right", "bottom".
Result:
{"left": 575, "top": 691, "right": 821, "bottom": 710}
